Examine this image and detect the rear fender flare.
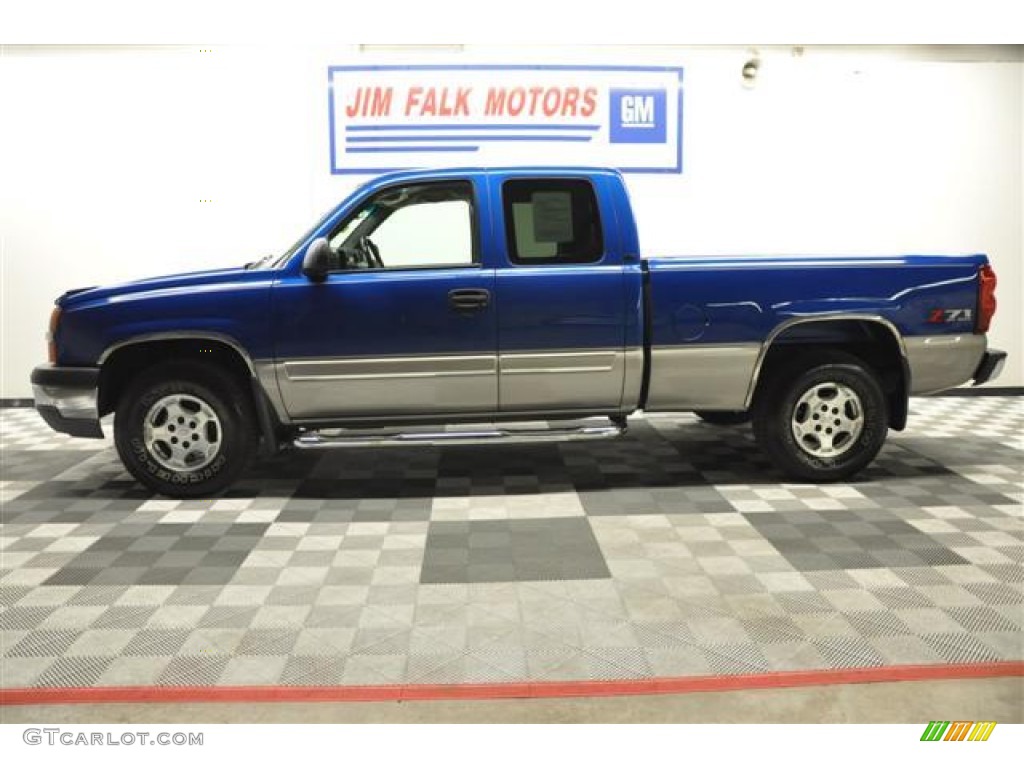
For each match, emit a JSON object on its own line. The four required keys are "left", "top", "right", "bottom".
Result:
{"left": 744, "top": 314, "right": 910, "bottom": 429}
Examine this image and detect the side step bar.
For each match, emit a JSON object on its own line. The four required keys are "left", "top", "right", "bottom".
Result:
{"left": 293, "top": 420, "right": 626, "bottom": 449}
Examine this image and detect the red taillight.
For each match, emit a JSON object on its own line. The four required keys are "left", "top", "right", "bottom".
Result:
{"left": 976, "top": 264, "right": 997, "bottom": 333}
{"left": 47, "top": 306, "right": 61, "bottom": 363}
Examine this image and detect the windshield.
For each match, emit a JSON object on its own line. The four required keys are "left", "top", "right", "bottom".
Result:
{"left": 266, "top": 203, "right": 342, "bottom": 268}
{"left": 329, "top": 206, "right": 374, "bottom": 250}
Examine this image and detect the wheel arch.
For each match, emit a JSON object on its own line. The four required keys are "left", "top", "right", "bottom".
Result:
{"left": 97, "top": 333, "right": 256, "bottom": 418}
{"left": 745, "top": 315, "right": 910, "bottom": 430}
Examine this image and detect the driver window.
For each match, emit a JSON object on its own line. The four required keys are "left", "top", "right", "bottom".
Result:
{"left": 327, "top": 181, "right": 475, "bottom": 270}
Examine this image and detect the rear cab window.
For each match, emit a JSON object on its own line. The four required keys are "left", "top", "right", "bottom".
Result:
{"left": 502, "top": 178, "right": 604, "bottom": 265}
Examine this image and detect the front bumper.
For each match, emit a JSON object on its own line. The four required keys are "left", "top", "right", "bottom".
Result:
{"left": 972, "top": 349, "right": 1007, "bottom": 386}
{"left": 31, "top": 365, "right": 103, "bottom": 438}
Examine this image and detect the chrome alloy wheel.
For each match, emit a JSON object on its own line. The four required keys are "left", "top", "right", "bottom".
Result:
{"left": 142, "top": 394, "right": 222, "bottom": 472}
{"left": 790, "top": 382, "right": 864, "bottom": 459}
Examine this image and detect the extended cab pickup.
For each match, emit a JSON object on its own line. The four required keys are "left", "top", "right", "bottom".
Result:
{"left": 32, "top": 167, "right": 1006, "bottom": 497}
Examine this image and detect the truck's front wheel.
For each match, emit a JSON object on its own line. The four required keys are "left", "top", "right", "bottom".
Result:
{"left": 114, "top": 361, "right": 256, "bottom": 498}
{"left": 753, "top": 353, "right": 888, "bottom": 482}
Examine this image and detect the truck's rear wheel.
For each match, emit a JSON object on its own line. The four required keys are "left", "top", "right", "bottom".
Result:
{"left": 753, "top": 353, "right": 888, "bottom": 482}
{"left": 114, "top": 361, "right": 256, "bottom": 498}
{"left": 695, "top": 410, "right": 750, "bottom": 426}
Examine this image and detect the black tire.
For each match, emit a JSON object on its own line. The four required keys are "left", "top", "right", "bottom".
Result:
{"left": 695, "top": 410, "right": 751, "bottom": 426}
{"left": 114, "top": 361, "right": 257, "bottom": 498}
{"left": 752, "top": 352, "right": 888, "bottom": 482}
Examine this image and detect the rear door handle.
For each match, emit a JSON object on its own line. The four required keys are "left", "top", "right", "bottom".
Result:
{"left": 448, "top": 288, "right": 491, "bottom": 312}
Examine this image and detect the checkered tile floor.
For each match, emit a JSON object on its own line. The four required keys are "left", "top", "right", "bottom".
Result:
{"left": 1, "top": 398, "right": 1021, "bottom": 689}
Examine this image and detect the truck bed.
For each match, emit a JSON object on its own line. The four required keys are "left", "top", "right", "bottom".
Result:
{"left": 641, "top": 253, "right": 987, "bottom": 410}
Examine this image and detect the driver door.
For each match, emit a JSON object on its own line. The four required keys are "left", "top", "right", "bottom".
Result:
{"left": 271, "top": 179, "right": 498, "bottom": 420}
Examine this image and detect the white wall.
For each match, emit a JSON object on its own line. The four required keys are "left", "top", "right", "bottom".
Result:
{"left": 2, "top": 45, "right": 1021, "bottom": 398}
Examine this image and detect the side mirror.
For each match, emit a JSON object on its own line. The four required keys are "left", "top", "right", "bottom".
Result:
{"left": 302, "top": 238, "right": 331, "bottom": 282}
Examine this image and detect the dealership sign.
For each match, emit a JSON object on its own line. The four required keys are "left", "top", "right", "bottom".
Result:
{"left": 328, "top": 65, "right": 683, "bottom": 174}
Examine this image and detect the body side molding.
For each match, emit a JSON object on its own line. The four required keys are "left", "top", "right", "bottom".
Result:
{"left": 905, "top": 335, "right": 987, "bottom": 395}
{"left": 645, "top": 344, "right": 760, "bottom": 411}
{"left": 283, "top": 355, "right": 498, "bottom": 381}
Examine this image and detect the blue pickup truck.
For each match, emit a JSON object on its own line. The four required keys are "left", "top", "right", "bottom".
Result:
{"left": 32, "top": 167, "right": 1005, "bottom": 497}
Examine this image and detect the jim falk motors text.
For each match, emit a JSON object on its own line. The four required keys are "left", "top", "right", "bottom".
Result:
{"left": 344, "top": 85, "right": 600, "bottom": 119}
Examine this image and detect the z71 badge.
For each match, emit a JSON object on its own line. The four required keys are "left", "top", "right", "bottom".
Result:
{"left": 928, "top": 308, "right": 973, "bottom": 323}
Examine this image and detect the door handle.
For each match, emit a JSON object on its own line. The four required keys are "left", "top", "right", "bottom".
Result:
{"left": 448, "top": 288, "right": 491, "bottom": 312}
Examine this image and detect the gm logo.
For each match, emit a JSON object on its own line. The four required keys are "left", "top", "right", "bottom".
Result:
{"left": 609, "top": 88, "right": 666, "bottom": 144}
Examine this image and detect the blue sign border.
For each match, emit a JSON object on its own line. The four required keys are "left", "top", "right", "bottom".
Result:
{"left": 327, "top": 64, "right": 684, "bottom": 175}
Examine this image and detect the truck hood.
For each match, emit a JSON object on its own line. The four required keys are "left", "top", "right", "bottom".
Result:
{"left": 57, "top": 266, "right": 266, "bottom": 309}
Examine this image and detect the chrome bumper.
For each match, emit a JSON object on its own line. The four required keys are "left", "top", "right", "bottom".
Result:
{"left": 30, "top": 365, "right": 103, "bottom": 438}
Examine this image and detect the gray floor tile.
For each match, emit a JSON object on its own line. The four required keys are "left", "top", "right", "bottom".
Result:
{"left": 0, "top": 398, "right": 1021, "bottom": 688}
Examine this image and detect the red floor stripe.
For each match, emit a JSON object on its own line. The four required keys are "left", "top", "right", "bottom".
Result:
{"left": 2, "top": 661, "right": 1021, "bottom": 706}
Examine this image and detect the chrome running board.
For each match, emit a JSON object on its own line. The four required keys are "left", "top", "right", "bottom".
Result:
{"left": 293, "top": 420, "right": 625, "bottom": 449}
